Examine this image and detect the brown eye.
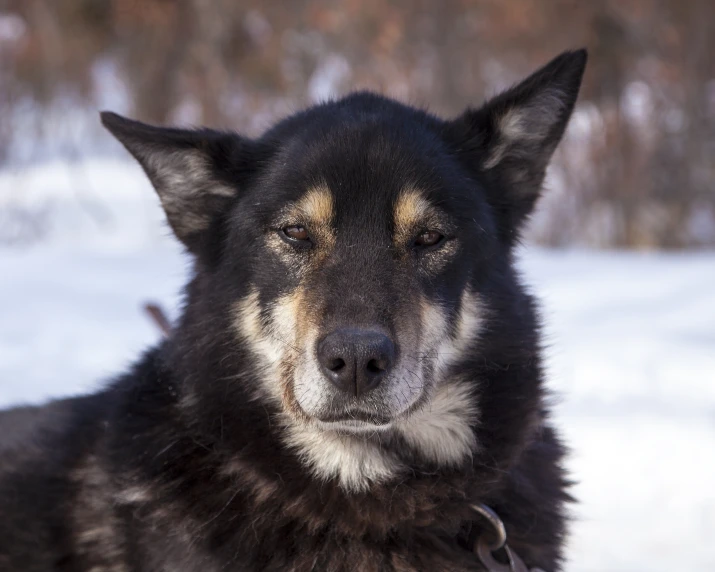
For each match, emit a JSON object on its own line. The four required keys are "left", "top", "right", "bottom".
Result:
{"left": 413, "top": 230, "right": 444, "bottom": 248}
{"left": 280, "top": 225, "right": 311, "bottom": 245}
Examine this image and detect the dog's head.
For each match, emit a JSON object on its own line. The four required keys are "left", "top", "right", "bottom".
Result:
{"left": 103, "top": 50, "right": 586, "bottom": 488}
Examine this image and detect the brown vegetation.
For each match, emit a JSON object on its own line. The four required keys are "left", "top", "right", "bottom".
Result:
{"left": 1, "top": 0, "right": 713, "bottom": 248}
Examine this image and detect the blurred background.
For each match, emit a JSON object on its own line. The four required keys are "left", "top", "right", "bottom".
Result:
{"left": 0, "top": 1, "right": 713, "bottom": 570}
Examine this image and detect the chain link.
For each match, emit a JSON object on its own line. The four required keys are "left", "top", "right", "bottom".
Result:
{"left": 469, "top": 504, "right": 548, "bottom": 572}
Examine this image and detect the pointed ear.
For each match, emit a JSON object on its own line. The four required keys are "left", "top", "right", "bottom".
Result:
{"left": 446, "top": 49, "right": 587, "bottom": 243}
{"left": 101, "top": 112, "right": 257, "bottom": 254}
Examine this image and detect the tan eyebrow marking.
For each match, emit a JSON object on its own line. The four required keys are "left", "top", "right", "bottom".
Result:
{"left": 393, "top": 188, "right": 437, "bottom": 245}
{"left": 294, "top": 184, "right": 334, "bottom": 228}
{"left": 274, "top": 183, "right": 336, "bottom": 256}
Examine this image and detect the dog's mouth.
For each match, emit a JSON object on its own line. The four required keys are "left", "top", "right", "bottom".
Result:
{"left": 315, "top": 416, "right": 393, "bottom": 434}
{"left": 316, "top": 409, "right": 392, "bottom": 426}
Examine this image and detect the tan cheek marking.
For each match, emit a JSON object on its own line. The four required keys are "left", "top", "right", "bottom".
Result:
{"left": 414, "top": 296, "right": 450, "bottom": 389}
{"left": 232, "top": 288, "right": 295, "bottom": 404}
{"left": 272, "top": 287, "right": 314, "bottom": 418}
{"left": 418, "top": 296, "right": 451, "bottom": 362}
{"left": 452, "top": 289, "right": 485, "bottom": 356}
{"left": 232, "top": 293, "right": 274, "bottom": 398}
{"left": 418, "top": 289, "right": 486, "bottom": 380}
{"left": 234, "top": 284, "right": 320, "bottom": 420}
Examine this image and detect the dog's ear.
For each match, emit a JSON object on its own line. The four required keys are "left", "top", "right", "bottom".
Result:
{"left": 101, "top": 112, "right": 258, "bottom": 254}
{"left": 446, "top": 49, "right": 587, "bottom": 244}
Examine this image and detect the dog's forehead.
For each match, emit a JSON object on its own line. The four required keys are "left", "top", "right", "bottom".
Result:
{"left": 270, "top": 128, "right": 463, "bottom": 227}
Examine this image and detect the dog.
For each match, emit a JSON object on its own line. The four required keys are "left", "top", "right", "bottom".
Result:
{"left": 0, "top": 49, "right": 587, "bottom": 571}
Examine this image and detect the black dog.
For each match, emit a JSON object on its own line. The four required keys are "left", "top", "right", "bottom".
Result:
{"left": 0, "top": 49, "right": 587, "bottom": 571}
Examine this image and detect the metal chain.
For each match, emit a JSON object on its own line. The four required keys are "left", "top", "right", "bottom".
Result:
{"left": 468, "top": 504, "right": 547, "bottom": 572}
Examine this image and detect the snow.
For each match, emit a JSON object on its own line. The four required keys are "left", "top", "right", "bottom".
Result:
{"left": 520, "top": 250, "right": 715, "bottom": 571}
{"left": 1, "top": 159, "right": 714, "bottom": 571}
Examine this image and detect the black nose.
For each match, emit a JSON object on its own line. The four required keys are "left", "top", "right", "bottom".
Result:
{"left": 317, "top": 328, "right": 396, "bottom": 397}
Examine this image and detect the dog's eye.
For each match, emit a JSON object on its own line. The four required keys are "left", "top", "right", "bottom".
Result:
{"left": 283, "top": 225, "right": 308, "bottom": 240}
{"left": 279, "top": 225, "right": 312, "bottom": 246}
{"left": 413, "top": 230, "right": 444, "bottom": 249}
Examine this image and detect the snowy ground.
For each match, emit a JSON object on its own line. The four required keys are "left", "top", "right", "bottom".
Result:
{"left": 1, "top": 159, "right": 714, "bottom": 571}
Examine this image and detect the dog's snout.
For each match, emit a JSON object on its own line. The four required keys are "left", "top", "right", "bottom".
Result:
{"left": 317, "top": 328, "right": 395, "bottom": 397}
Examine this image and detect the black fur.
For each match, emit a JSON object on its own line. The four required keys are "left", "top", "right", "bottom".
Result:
{"left": 0, "top": 50, "right": 587, "bottom": 571}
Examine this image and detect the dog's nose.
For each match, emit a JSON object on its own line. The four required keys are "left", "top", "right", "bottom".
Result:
{"left": 317, "top": 328, "right": 396, "bottom": 397}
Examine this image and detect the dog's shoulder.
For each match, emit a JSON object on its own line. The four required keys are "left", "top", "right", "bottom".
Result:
{"left": 0, "top": 397, "right": 79, "bottom": 473}
{"left": 0, "top": 391, "right": 117, "bottom": 570}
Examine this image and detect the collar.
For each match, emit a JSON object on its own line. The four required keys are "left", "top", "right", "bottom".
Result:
{"left": 469, "top": 504, "right": 548, "bottom": 572}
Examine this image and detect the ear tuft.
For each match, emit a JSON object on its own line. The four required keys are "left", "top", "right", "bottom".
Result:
{"left": 100, "top": 110, "right": 130, "bottom": 132}
{"left": 483, "top": 49, "right": 586, "bottom": 170}
{"left": 446, "top": 49, "right": 587, "bottom": 243}
{"left": 101, "top": 112, "right": 246, "bottom": 253}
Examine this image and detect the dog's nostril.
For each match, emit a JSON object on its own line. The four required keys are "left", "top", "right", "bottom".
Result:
{"left": 328, "top": 358, "right": 345, "bottom": 372}
{"left": 366, "top": 358, "right": 385, "bottom": 373}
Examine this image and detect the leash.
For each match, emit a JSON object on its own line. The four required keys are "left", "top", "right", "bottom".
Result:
{"left": 468, "top": 504, "right": 547, "bottom": 572}
{"left": 144, "top": 302, "right": 172, "bottom": 336}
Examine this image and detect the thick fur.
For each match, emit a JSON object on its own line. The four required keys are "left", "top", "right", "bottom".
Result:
{"left": 0, "top": 50, "right": 587, "bottom": 571}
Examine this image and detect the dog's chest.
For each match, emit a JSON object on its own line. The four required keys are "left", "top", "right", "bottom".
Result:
{"left": 121, "top": 473, "right": 483, "bottom": 571}
{"left": 137, "top": 522, "right": 485, "bottom": 572}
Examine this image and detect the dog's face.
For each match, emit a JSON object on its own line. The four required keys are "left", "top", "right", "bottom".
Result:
{"left": 103, "top": 50, "right": 586, "bottom": 487}
{"left": 229, "top": 123, "right": 494, "bottom": 433}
